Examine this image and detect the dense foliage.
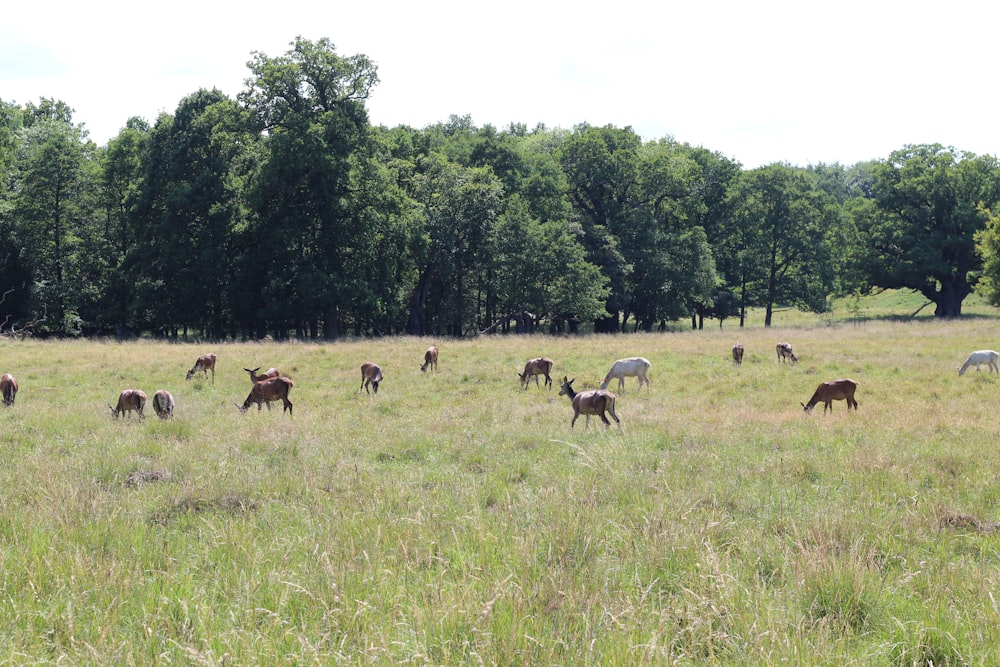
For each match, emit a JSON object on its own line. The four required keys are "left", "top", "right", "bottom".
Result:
{"left": 2, "top": 38, "right": 1000, "bottom": 338}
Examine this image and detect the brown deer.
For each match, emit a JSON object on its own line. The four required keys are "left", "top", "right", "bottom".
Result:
{"left": 152, "top": 389, "right": 175, "bottom": 419}
{"left": 420, "top": 346, "right": 439, "bottom": 373}
{"left": 732, "top": 343, "right": 744, "bottom": 366}
{"left": 238, "top": 376, "right": 293, "bottom": 415}
{"left": 244, "top": 367, "right": 280, "bottom": 383}
{"left": 776, "top": 342, "right": 798, "bottom": 364}
{"left": 1, "top": 373, "right": 17, "bottom": 407}
{"left": 558, "top": 376, "right": 620, "bottom": 429}
{"left": 186, "top": 353, "right": 217, "bottom": 383}
{"left": 110, "top": 389, "right": 147, "bottom": 420}
{"left": 360, "top": 362, "right": 383, "bottom": 395}
{"left": 801, "top": 379, "right": 859, "bottom": 414}
{"left": 518, "top": 357, "right": 554, "bottom": 390}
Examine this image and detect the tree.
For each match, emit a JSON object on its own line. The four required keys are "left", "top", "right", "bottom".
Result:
{"left": 12, "top": 101, "right": 96, "bottom": 334}
{"left": 126, "top": 90, "right": 245, "bottom": 338}
{"left": 98, "top": 117, "right": 150, "bottom": 334}
{"left": 488, "top": 195, "right": 609, "bottom": 332}
{"left": 239, "top": 36, "right": 378, "bottom": 338}
{"left": 975, "top": 207, "right": 1000, "bottom": 307}
{"left": 859, "top": 144, "right": 1000, "bottom": 317}
{"left": 557, "top": 124, "right": 639, "bottom": 331}
{"left": 676, "top": 145, "right": 742, "bottom": 328}
{"left": 0, "top": 100, "right": 31, "bottom": 328}
{"left": 342, "top": 128, "right": 423, "bottom": 335}
{"left": 730, "top": 164, "right": 837, "bottom": 326}
{"left": 405, "top": 153, "right": 503, "bottom": 336}
{"left": 627, "top": 139, "right": 719, "bottom": 331}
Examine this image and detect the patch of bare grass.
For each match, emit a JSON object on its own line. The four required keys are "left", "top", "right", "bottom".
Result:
{"left": 125, "top": 468, "right": 171, "bottom": 487}
{"left": 150, "top": 493, "right": 260, "bottom": 526}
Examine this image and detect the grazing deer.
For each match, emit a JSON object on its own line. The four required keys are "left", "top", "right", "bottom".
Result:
{"left": 801, "top": 379, "right": 859, "bottom": 414}
{"left": 776, "top": 342, "right": 798, "bottom": 364}
{"left": 958, "top": 350, "right": 1000, "bottom": 376}
{"left": 599, "top": 357, "right": 651, "bottom": 392}
{"left": 518, "top": 357, "right": 554, "bottom": 390}
{"left": 1, "top": 373, "right": 17, "bottom": 407}
{"left": 110, "top": 389, "right": 147, "bottom": 420}
{"left": 152, "top": 389, "right": 175, "bottom": 419}
{"left": 244, "top": 367, "right": 280, "bottom": 383}
{"left": 420, "top": 346, "right": 439, "bottom": 373}
{"left": 360, "top": 362, "right": 383, "bottom": 395}
{"left": 238, "top": 376, "right": 293, "bottom": 415}
{"left": 732, "top": 343, "right": 744, "bottom": 366}
{"left": 559, "top": 376, "right": 620, "bottom": 429}
{"left": 186, "top": 353, "right": 217, "bottom": 383}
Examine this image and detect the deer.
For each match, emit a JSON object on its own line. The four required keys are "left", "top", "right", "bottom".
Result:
{"left": 599, "top": 357, "right": 651, "bottom": 392}
{"left": 518, "top": 357, "right": 554, "bottom": 390}
{"left": 185, "top": 353, "right": 217, "bottom": 383}
{"left": 1, "top": 373, "right": 17, "bottom": 407}
{"left": 420, "top": 346, "right": 439, "bottom": 373}
{"left": 238, "top": 376, "right": 293, "bottom": 415}
{"left": 558, "top": 376, "right": 620, "bottom": 429}
{"left": 958, "top": 350, "right": 1000, "bottom": 376}
{"left": 776, "top": 342, "right": 798, "bottom": 364}
{"left": 151, "top": 389, "right": 175, "bottom": 419}
{"left": 243, "top": 368, "right": 282, "bottom": 410}
{"left": 244, "top": 367, "right": 280, "bottom": 383}
{"left": 360, "top": 362, "right": 383, "bottom": 395}
{"left": 801, "top": 379, "right": 859, "bottom": 414}
{"left": 732, "top": 343, "right": 744, "bottom": 366}
{"left": 110, "top": 389, "right": 147, "bottom": 420}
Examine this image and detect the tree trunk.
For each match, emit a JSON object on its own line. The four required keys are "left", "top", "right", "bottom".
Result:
{"left": 764, "top": 250, "right": 778, "bottom": 327}
{"left": 407, "top": 269, "right": 432, "bottom": 335}
{"left": 595, "top": 313, "right": 619, "bottom": 333}
{"left": 739, "top": 274, "right": 748, "bottom": 328}
{"left": 928, "top": 278, "right": 972, "bottom": 317}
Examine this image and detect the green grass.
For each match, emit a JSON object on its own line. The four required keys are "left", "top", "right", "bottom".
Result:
{"left": 2, "top": 313, "right": 1000, "bottom": 663}
{"left": 745, "top": 287, "right": 1000, "bottom": 328}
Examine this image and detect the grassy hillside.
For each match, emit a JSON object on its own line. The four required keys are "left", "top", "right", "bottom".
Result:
{"left": 732, "top": 288, "right": 1000, "bottom": 330}
{"left": 1, "top": 319, "right": 1000, "bottom": 664}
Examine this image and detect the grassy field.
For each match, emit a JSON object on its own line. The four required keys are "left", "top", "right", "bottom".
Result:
{"left": 2, "top": 308, "right": 1000, "bottom": 664}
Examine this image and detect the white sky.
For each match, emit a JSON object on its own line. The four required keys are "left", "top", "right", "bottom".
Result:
{"left": 2, "top": 1, "right": 996, "bottom": 168}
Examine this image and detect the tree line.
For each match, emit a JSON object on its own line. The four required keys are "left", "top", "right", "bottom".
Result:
{"left": 3, "top": 37, "right": 1000, "bottom": 340}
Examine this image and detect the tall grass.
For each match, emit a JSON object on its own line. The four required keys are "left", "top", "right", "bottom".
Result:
{"left": 1, "top": 317, "right": 1000, "bottom": 663}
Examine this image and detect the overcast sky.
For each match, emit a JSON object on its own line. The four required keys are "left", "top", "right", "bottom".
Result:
{"left": 3, "top": 1, "right": 996, "bottom": 168}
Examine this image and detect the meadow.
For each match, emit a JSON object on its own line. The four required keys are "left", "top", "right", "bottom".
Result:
{"left": 2, "top": 307, "right": 1000, "bottom": 664}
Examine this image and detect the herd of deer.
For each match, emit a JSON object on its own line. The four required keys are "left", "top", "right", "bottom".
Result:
{"left": 732, "top": 341, "right": 859, "bottom": 414}
{"left": 3, "top": 341, "right": 996, "bottom": 425}
{"left": 109, "top": 352, "right": 296, "bottom": 420}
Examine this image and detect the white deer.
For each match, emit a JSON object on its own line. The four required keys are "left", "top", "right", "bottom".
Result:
{"left": 958, "top": 350, "right": 1000, "bottom": 376}
{"left": 599, "top": 357, "right": 651, "bottom": 392}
